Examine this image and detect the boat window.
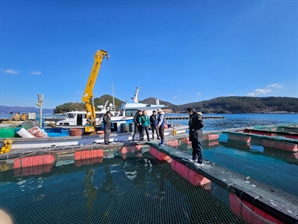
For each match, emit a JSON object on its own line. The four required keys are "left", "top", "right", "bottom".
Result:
{"left": 125, "top": 109, "right": 138, "bottom": 117}
{"left": 114, "top": 111, "right": 121, "bottom": 116}
{"left": 67, "top": 113, "right": 75, "bottom": 118}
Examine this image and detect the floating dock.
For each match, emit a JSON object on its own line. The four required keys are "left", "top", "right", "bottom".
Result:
{"left": 147, "top": 142, "right": 298, "bottom": 224}
{"left": 165, "top": 115, "right": 225, "bottom": 120}
{"left": 0, "top": 115, "right": 225, "bottom": 124}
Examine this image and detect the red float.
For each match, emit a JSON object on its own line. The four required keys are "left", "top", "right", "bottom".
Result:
{"left": 14, "top": 164, "right": 54, "bottom": 177}
{"left": 14, "top": 154, "right": 55, "bottom": 169}
{"left": 203, "top": 134, "right": 219, "bottom": 141}
{"left": 149, "top": 147, "right": 172, "bottom": 162}
{"left": 171, "top": 159, "right": 210, "bottom": 186}
{"left": 74, "top": 149, "right": 104, "bottom": 160}
{"left": 121, "top": 145, "right": 142, "bottom": 154}
{"left": 229, "top": 193, "right": 283, "bottom": 224}
{"left": 263, "top": 139, "right": 297, "bottom": 152}
{"left": 165, "top": 139, "right": 178, "bottom": 147}
{"left": 228, "top": 134, "right": 251, "bottom": 143}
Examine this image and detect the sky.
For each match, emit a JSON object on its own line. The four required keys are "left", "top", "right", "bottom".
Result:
{"left": 0, "top": 0, "right": 297, "bottom": 109}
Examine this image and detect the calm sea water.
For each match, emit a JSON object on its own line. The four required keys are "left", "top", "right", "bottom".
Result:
{"left": 169, "top": 113, "right": 298, "bottom": 131}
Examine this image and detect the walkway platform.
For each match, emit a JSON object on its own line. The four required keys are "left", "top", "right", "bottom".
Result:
{"left": 166, "top": 115, "right": 225, "bottom": 120}
{"left": 147, "top": 142, "right": 298, "bottom": 224}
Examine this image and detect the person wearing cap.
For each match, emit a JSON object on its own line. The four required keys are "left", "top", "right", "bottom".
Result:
{"left": 150, "top": 110, "right": 160, "bottom": 140}
{"left": 186, "top": 108, "right": 204, "bottom": 166}
{"left": 157, "top": 109, "right": 165, "bottom": 146}
{"left": 103, "top": 111, "right": 112, "bottom": 145}
{"left": 132, "top": 110, "right": 143, "bottom": 141}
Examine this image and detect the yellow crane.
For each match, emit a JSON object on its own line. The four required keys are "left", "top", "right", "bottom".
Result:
{"left": 82, "top": 50, "right": 109, "bottom": 133}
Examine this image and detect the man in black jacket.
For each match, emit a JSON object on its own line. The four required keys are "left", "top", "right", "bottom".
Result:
{"left": 187, "top": 108, "right": 204, "bottom": 166}
{"left": 150, "top": 110, "right": 160, "bottom": 140}
{"left": 132, "top": 110, "right": 142, "bottom": 141}
{"left": 103, "top": 111, "right": 112, "bottom": 145}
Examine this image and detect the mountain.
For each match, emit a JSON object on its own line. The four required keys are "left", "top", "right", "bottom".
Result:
{"left": 0, "top": 105, "right": 53, "bottom": 114}
{"left": 141, "top": 96, "right": 298, "bottom": 114}
{"left": 4, "top": 96, "right": 296, "bottom": 115}
{"left": 53, "top": 95, "right": 124, "bottom": 113}
{"left": 93, "top": 94, "right": 124, "bottom": 109}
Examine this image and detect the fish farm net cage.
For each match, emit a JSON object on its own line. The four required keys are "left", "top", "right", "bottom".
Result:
{"left": 0, "top": 148, "right": 286, "bottom": 224}
{"left": 253, "top": 123, "right": 298, "bottom": 131}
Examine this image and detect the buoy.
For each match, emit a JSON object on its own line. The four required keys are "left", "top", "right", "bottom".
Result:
{"left": 0, "top": 163, "right": 9, "bottom": 172}
{"left": 1, "top": 139, "right": 13, "bottom": 154}
{"left": 172, "top": 127, "right": 177, "bottom": 136}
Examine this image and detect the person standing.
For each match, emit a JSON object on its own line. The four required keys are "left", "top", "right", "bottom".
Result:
{"left": 140, "top": 110, "right": 150, "bottom": 141}
{"left": 187, "top": 108, "right": 204, "bottom": 166}
{"left": 103, "top": 111, "right": 112, "bottom": 145}
{"left": 157, "top": 109, "right": 165, "bottom": 146}
{"left": 132, "top": 110, "right": 142, "bottom": 141}
{"left": 150, "top": 110, "right": 160, "bottom": 140}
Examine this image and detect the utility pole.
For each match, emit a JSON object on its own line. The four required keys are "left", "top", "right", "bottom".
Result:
{"left": 37, "top": 94, "right": 43, "bottom": 128}
{"left": 112, "top": 81, "right": 115, "bottom": 110}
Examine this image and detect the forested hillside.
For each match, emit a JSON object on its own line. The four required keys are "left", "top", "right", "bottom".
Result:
{"left": 177, "top": 96, "right": 297, "bottom": 113}
{"left": 53, "top": 95, "right": 123, "bottom": 113}
{"left": 142, "top": 96, "right": 298, "bottom": 114}
{"left": 52, "top": 95, "right": 297, "bottom": 114}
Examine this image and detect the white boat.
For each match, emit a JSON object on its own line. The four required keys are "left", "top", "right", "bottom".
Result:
{"left": 55, "top": 100, "right": 116, "bottom": 126}
{"left": 118, "top": 87, "right": 167, "bottom": 117}
{"left": 0, "top": 87, "right": 188, "bottom": 151}
{"left": 55, "top": 87, "right": 168, "bottom": 133}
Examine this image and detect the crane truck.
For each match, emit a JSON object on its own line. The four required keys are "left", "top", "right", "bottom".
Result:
{"left": 82, "top": 50, "right": 109, "bottom": 133}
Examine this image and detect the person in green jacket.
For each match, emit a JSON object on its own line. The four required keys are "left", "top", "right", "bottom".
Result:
{"left": 139, "top": 110, "right": 150, "bottom": 141}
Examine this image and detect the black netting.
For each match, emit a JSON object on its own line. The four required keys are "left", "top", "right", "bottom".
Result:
{"left": 1, "top": 135, "right": 297, "bottom": 224}
{"left": 0, "top": 151, "right": 249, "bottom": 224}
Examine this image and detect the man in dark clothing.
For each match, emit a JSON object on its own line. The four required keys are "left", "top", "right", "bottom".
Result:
{"left": 187, "top": 108, "right": 204, "bottom": 166}
{"left": 103, "top": 111, "right": 112, "bottom": 145}
{"left": 157, "top": 109, "right": 165, "bottom": 146}
{"left": 132, "top": 110, "right": 143, "bottom": 141}
{"left": 150, "top": 110, "right": 160, "bottom": 140}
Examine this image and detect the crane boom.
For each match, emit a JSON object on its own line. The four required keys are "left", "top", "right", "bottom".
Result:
{"left": 82, "top": 50, "right": 109, "bottom": 133}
